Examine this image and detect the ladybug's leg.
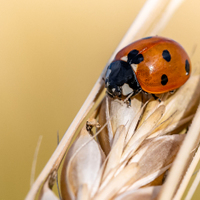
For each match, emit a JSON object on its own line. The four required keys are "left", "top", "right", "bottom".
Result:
{"left": 127, "top": 98, "right": 131, "bottom": 107}
{"left": 152, "top": 94, "right": 158, "bottom": 100}
{"left": 123, "top": 97, "right": 132, "bottom": 107}
{"left": 123, "top": 92, "right": 133, "bottom": 107}
{"left": 124, "top": 88, "right": 142, "bottom": 107}
{"left": 152, "top": 94, "right": 161, "bottom": 102}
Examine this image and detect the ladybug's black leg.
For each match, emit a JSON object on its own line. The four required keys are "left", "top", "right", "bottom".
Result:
{"left": 152, "top": 94, "right": 161, "bottom": 102}
{"left": 152, "top": 94, "right": 158, "bottom": 100}
{"left": 123, "top": 97, "right": 131, "bottom": 107}
{"left": 123, "top": 94, "right": 132, "bottom": 107}
{"left": 128, "top": 98, "right": 131, "bottom": 107}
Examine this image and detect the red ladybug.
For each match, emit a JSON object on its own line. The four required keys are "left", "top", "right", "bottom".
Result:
{"left": 105, "top": 36, "right": 191, "bottom": 98}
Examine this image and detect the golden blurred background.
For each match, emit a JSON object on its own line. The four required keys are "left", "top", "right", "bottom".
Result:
{"left": 1, "top": 0, "right": 200, "bottom": 199}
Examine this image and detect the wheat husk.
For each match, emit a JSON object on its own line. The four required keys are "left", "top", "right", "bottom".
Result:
{"left": 115, "top": 186, "right": 161, "bottom": 200}
{"left": 158, "top": 104, "right": 200, "bottom": 199}
{"left": 60, "top": 126, "right": 105, "bottom": 200}
{"left": 98, "top": 95, "right": 142, "bottom": 155}
{"left": 39, "top": 179, "right": 59, "bottom": 200}
{"left": 174, "top": 144, "right": 200, "bottom": 200}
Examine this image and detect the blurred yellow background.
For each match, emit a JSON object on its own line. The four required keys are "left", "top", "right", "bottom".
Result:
{"left": 1, "top": 0, "right": 200, "bottom": 199}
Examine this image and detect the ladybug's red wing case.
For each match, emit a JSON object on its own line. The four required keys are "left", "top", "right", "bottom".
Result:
{"left": 114, "top": 36, "right": 164, "bottom": 61}
{"left": 105, "top": 36, "right": 191, "bottom": 98}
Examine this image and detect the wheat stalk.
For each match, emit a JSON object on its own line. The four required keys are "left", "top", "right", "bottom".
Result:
{"left": 26, "top": 0, "right": 200, "bottom": 200}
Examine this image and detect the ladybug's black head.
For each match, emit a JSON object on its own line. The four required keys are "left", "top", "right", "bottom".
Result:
{"left": 105, "top": 60, "right": 141, "bottom": 98}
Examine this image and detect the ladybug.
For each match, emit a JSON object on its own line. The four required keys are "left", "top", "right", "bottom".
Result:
{"left": 105, "top": 36, "right": 191, "bottom": 99}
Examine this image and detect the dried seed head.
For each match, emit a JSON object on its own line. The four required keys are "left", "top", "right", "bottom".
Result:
{"left": 27, "top": 2, "right": 200, "bottom": 200}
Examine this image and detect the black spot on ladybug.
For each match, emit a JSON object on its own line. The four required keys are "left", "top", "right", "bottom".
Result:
{"left": 128, "top": 49, "right": 144, "bottom": 64}
{"left": 161, "top": 74, "right": 168, "bottom": 85}
{"left": 185, "top": 59, "right": 190, "bottom": 75}
{"left": 162, "top": 50, "right": 171, "bottom": 62}
{"left": 142, "top": 36, "right": 153, "bottom": 40}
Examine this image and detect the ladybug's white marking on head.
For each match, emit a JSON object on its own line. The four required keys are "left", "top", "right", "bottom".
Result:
{"left": 121, "top": 56, "right": 128, "bottom": 62}
{"left": 122, "top": 83, "right": 133, "bottom": 96}
{"left": 131, "top": 63, "right": 138, "bottom": 72}
{"left": 112, "top": 88, "right": 116, "bottom": 93}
